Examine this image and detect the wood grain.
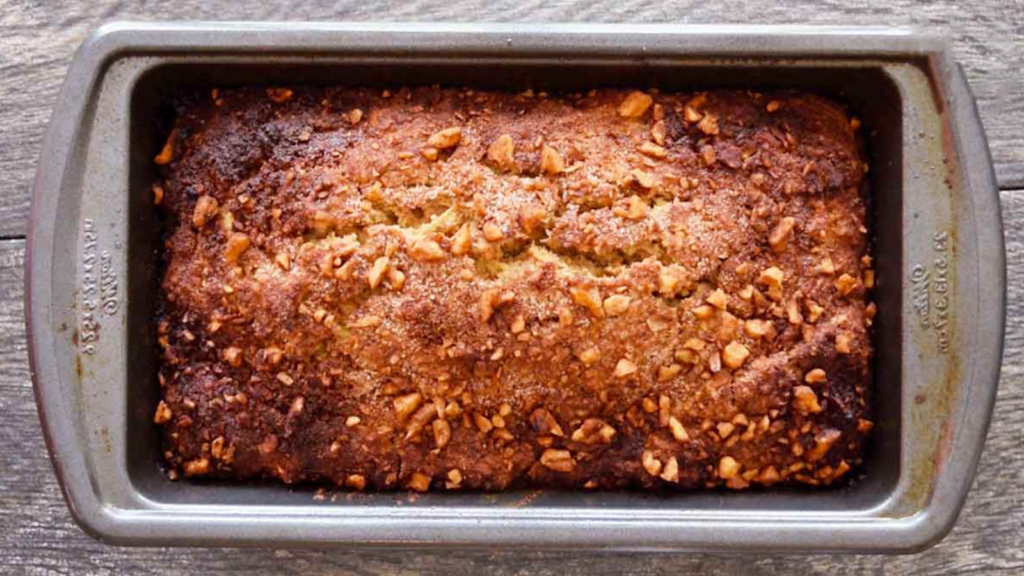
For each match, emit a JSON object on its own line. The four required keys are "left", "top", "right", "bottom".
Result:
{"left": 1, "top": 188, "right": 1022, "bottom": 572}
{"left": 1, "top": 0, "right": 1022, "bottom": 237}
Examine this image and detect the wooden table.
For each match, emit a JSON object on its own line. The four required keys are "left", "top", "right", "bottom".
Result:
{"left": 3, "top": 1, "right": 1022, "bottom": 573}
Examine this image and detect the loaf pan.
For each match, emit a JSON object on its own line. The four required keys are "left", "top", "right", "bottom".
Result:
{"left": 26, "top": 22, "right": 1005, "bottom": 553}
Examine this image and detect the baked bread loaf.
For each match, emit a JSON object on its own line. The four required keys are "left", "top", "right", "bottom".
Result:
{"left": 153, "top": 85, "right": 874, "bottom": 491}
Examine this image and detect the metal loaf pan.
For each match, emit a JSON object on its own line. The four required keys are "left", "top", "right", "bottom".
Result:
{"left": 26, "top": 22, "right": 1005, "bottom": 553}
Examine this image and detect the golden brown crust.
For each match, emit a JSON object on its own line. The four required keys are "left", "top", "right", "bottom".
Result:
{"left": 154, "top": 86, "right": 873, "bottom": 491}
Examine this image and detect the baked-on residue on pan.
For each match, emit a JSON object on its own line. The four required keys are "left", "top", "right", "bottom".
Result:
{"left": 151, "top": 86, "right": 874, "bottom": 491}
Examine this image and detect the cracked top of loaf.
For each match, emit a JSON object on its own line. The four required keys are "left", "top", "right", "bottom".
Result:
{"left": 152, "top": 85, "right": 874, "bottom": 492}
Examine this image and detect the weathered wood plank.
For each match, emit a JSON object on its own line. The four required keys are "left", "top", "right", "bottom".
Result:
{"left": 1, "top": 0, "right": 1022, "bottom": 237}
{"left": 1, "top": 190, "right": 1022, "bottom": 572}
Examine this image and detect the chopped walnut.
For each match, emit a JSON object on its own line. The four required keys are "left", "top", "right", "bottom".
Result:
{"left": 346, "top": 474, "right": 366, "bottom": 491}
{"left": 473, "top": 412, "right": 493, "bottom": 433}
{"left": 766, "top": 100, "right": 782, "bottom": 113}
{"left": 817, "top": 257, "right": 836, "bottom": 275}
{"left": 153, "top": 129, "right": 175, "bottom": 164}
{"left": 835, "top": 333, "right": 852, "bottom": 354}
{"left": 835, "top": 273, "right": 859, "bottom": 296}
{"left": 792, "top": 385, "right": 823, "bottom": 414}
{"left": 367, "top": 256, "right": 390, "bottom": 289}
{"left": 668, "top": 416, "right": 690, "bottom": 442}
{"left": 407, "top": 472, "right": 431, "bottom": 492}
{"left": 224, "top": 233, "right": 251, "bottom": 263}
{"left": 387, "top": 267, "right": 406, "bottom": 290}
{"left": 421, "top": 147, "right": 439, "bottom": 161}
{"left": 540, "top": 145, "right": 564, "bottom": 174}
{"left": 683, "top": 105, "right": 703, "bottom": 123}
{"left": 658, "top": 267, "right": 683, "bottom": 294}
{"left": 153, "top": 400, "right": 173, "bottom": 424}
{"left": 857, "top": 419, "right": 874, "bottom": 433}
{"left": 614, "top": 358, "right": 637, "bottom": 378}
{"left": 447, "top": 468, "right": 463, "bottom": 487}
{"left": 864, "top": 269, "right": 875, "bottom": 289}
{"left": 184, "top": 458, "right": 210, "bottom": 477}
{"left": 409, "top": 237, "right": 446, "bottom": 261}
{"left": 804, "top": 368, "right": 827, "bottom": 384}
{"left": 404, "top": 404, "right": 438, "bottom": 440}
{"left": 427, "top": 126, "right": 462, "bottom": 149}
{"left": 346, "top": 415, "right": 361, "bottom": 427}
{"left": 393, "top": 392, "right": 423, "bottom": 423}
{"left": 276, "top": 372, "right": 294, "bottom": 386}
{"left": 692, "top": 304, "right": 715, "bottom": 320}
{"left": 603, "top": 294, "right": 631, "bottom": 316}
{"left": 540, "top": 449, "right": 576, "bottom": 472}
{"left": 482, "top": 222, "right": 504, "bottom": 242}
{"left": 530, "top": 408, "right": 565, "bottom": 437}
{"left": 807, "top": 428, "right": 842, "bottom": 461}
{"left": 479, "top": 288, "right": 500, "bottom": 322}
{"left": 451, "top": 222, "right": 473, "bottom": 256}
{"left": 660, "top": 456, "right": 680, "bottom": 483}
{"left": 632, "top": 169, "right": 656, "bottom": 189}
{"left": 571, "top": 418, "right": 616, "bottom": 445}
{"left": 266, "top": 87, "right": 293, "bottom": 103}
{"left": 192, "top": 195, "right": 219, "bottom": 229}
{"left": 651, "top": 120, "right": 667, "bottom": 145}
{"left": 717, "top": 421, "right": 735, "bottom": 439}
{"left": 718, "top": 456, "right": 741, "bottom": 480}
{"left": 722, "top": 341, "right": 750, "bottom": 370}
{"left": 642, "top": 450, "right": 663, "bottom": 476}
{"left": 768, "top": 217, "right": 796, "bottom": 252}
{"left": 152, "top": 183, "right": 164, "bottom": 205}
{"left": 658, "top": 364, "right": 683, "bottom": 382}
{"left": 570, "top": 285, "right": 605, "bottom": 317}
{"left": 487, "top": 134, "right": 516, "bottom": 169}
{"left": 613, "top": 195, "right": 649, "bottom": 220}
{"left": 578, "top": 348, "right": 601, "bottom": 366}
{"left": 518, "top": 204, "right": 547, "bottom": 235}
{"left": 697, "top": 114, "right": 719, "bottom": 135}
{"left": 706, "top": 288, "right": 729, "bottom": 310}
{"left": 222, "top": 346, "right": 243, "bottom": 368}
{"left": 618, "top": 91, "right": 653, "bottom": 118}
{"left": 744, "top": 319, "right": 769, "bottom": 339}
{"left": 639, "top": 141, "right": 668, "bottom": 158}
{"left": 344, "top": 108, "right": 363, "bottom": 125}
{"left": 758, "top": 266, "right": 784, "bottom": 301}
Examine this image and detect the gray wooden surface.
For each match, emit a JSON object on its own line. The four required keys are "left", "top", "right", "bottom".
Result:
{"left": 1, "top": 0, "right": 1021, "bottom": 574}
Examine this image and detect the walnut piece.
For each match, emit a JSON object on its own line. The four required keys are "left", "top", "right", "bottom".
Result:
{"left": 451, "top": 222, "right": 473, "bottom": 256}
{"left": 184, "top": 458, "right": 210, "bottom": 477}
{"left": 668, "top": 416, "right": 690, "bottom": 442}
{"left": 540, "top": 449, "right": 576, "bottom": 472}
{"left": 722, "top": 341, "right": 750, "bottom": 370}
{"left": 224, "top": 233, "right": 251, "bottom": 263}
{"left": 540, "top": 145, "right": 564, "bottom": 174}
{"left": 393, "top": 392, "right": 423, "bottom": 423}
{"left": 718, "top": 456, "right": 741, "bottom": 480}
{"left": 487, "top": 134, "right": 515, "bottom": 170}
{"left": 804, "top": 368, "right": 827, "bottom": 384}
{"left": 618, "top": 91, "right": 653, "bottom": 118}
{"left": 530, "top": 408, "right": 565, "bottom": 437}
{"left": 642, "top": 450, "right": 662, "bottom": 476}
{"left": 427, "top": 126, "right": 462, "bottom": 149}
{"left": 409, "top": 237, "right": 446, "bottom": 261}
{"left": 792, "top": 385, "right": 823, "bottom": 414}
{"left": 768, "top": 217, "right": 796, "bottom": 252}
{"left": 153, "top": 400, "right": 173, "bottom": 424}
{"left": 614, "top": 358, "right": 637, "bottom": 378}
{"left": 807, "top": 428, "right": 842, "bottom": 461}
{"left": 192, "top": 196, "right": 219, "bottom": 229}
{"left": 603, "top": 294, "right": 631, "bottom": 316}
{"left": 570, "top": 418, "right": 616, "bottom": 445}
{"left": 570, "top": 286, "right": 605, "bottom": 317}
{"left": 266, "top": 87, "right": 293, "bottom": 103}
{"left": 660, "top": 456, "right": 680, "bottom": 483}
{"left": 367, "top": 256, "right": 390, "bottom": 289}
